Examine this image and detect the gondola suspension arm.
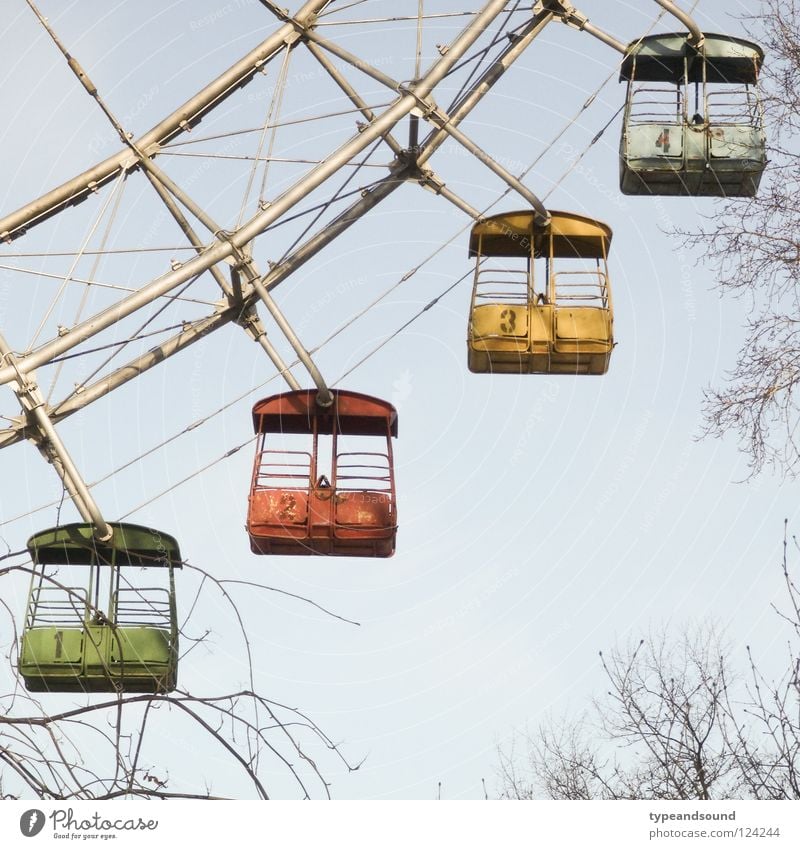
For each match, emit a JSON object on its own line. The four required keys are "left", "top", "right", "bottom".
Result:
{"left": 653, "top": 0, "right": 705, "bottom": 48}
{"left": 416, "top": 100, "right": 550, "bottom": 226}
{"left": 0, "top": 333, "right": 113, "bottom": 541}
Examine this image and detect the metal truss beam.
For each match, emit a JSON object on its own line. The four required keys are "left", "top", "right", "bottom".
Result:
{"left": 537, "top": 2, "right": 627, "bottom": 54}
{"left": 420, "top": 103, "right": 549, "bottom": 225}
{"left": 304, "top": 40, "right": 405, "bottom": 158}
{"left": 0, "top": 308, "right": 237, "bottom": 450}
{"left": 418, "top": 11, "right": 555, "bottom": 165}
{"left": 140, "top": 168, "right": 301, "bottom": 391}
{"left": 303, "top": 29, "right": 403, "bottom": 92}
{"left": 260, "top": 8, "right": 556, "bottom": 293}
{"left": 0, "top": 3, "right": 555, "bottom": 436}
{"left": 0, "top": 0, "right": 518, "bottom": 390}
{"left": 0, "top": 0, "right": 333, "bottom": 242}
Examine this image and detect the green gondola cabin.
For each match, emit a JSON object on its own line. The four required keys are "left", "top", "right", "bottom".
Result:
{"left": 18, "top": 523, "right": 181, "bottom": 694}
{"left": 620, "top": 32, "right": 766, "bottom": 196}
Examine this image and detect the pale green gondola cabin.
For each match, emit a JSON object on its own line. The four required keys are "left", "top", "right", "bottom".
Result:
{"left": 620, "top": 32, "right": 766, "bottom": 196}
{"left": 18, "top": 523, "right": 181, "bottom": 694}
{"left": 468, "top": 210, "right": 613, "bottom": 375}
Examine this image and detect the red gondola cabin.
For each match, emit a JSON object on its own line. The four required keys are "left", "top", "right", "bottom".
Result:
{"left": 247, "top": 390, "right": 398, "bottom": 557}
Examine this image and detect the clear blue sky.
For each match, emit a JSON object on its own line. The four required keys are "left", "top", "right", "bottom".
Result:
{"left": 0, "top": 0, "right": 794, "bottom": 799}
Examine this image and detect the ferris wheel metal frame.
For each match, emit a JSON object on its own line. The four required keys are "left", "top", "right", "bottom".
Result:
{"left": 0, "top": 0, "right": 705, "bottom": 538}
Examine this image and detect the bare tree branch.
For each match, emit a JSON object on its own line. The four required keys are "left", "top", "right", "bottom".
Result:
{"left": 497, "top": 523, "right": 800, "bottom": 800}
{"left": 675, "top": 0, "right": 800, "bottom": 475}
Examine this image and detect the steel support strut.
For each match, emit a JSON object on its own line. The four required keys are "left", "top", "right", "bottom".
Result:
{"left": 417, "top": 11, "right": 555, "bottom": 164}
{"left": 304, "top": 40, "right": 405, "bottom": 158}
{"left": 419, "top": 102, "right": 549, "bottom": 225}
{"left": 537, "top": 2, "right": 627, "bottom": 54}
{"left": 302, "top": 16, "right": 548, "bottom": 220}
{"left": 140, "top": 169, "right": 301, "bottom": 392}
{"left": 302, "top": 29, "right": 404, "bottom": 92}
{"left": 257, "top": 7, "right": 558, "bottom": 294}
{"left": 0, "top": 309, "right": 240, "bottom": 449}
{"left": 0, "top": 333, "right": 112, "bottom": 540}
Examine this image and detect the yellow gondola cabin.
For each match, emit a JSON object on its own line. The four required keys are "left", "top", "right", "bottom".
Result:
{"left": 467, "top": 210, "right": 614, "bottom": 375}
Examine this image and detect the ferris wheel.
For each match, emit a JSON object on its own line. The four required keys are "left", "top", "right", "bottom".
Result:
{"left": 0, "top": 0, "right": 765, "bottom": 696}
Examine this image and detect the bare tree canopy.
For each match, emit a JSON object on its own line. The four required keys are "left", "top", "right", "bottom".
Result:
{"left": 683, "top": 0, "right": 800, "bottom": 474}
{"left": 497, "top": 524, "right": 800, "bottom": 800}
